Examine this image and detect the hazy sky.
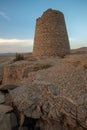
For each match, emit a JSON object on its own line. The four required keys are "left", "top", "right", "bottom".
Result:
{"left": 0, "top": 0, "right": 87, "bottom": 53}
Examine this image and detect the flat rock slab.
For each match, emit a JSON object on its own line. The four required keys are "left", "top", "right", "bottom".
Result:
{"left": 0, "top": 112, "right": 18, "bottom": 130}
{"left": 0, "top": 84, "right": 18, "bottom": 91}
{"left": 0, "top": 113, "right": 12, "bottom": 130}
{"left": 0, "top": 74, "right": 2, "bottom": 85}
{"left": 0, "top": 92, "right": 5, "bottom": 104}
{"left": 0, "top": 104, "right": 13, "bottom": 114}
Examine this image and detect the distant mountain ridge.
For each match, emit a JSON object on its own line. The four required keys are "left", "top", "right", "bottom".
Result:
{"left": 0, "top": 52, "right": 32, "bottom": 57}
{"left": 0, "top": 53, "right": 16, "bottom": 56}
{"left": 0, "top": 47, "right": 87, "bottom": 56}
{"left": 71, "top": 47, "right": 87, "bottom": 54}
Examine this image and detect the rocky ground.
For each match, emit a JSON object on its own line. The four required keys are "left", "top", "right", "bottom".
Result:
{"left": 0, "top": 48, "right": 87, "bottom": 130}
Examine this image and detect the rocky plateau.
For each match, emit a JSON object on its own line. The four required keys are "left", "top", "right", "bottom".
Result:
{"left": 0, "top": 48, "right": 87, "bottom": 130}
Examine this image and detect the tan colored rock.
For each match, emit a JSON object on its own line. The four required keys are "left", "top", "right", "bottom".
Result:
{"left": 2, "top": 60, "right": 52, "bottom": 85}
{"left": 2, "top": 61, "right": 30, "bottom": 85}
{"left": 1, "top": 48, "right": 87, "bottom": 129}
{"left": 0, "top": 104, "right": 13, "bottom": 114}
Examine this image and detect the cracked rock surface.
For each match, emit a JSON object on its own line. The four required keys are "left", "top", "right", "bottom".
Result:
{"left": 0, "top": 49, "right": 87, "bottom": 130}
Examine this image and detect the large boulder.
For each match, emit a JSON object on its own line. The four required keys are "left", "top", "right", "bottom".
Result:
{"left": 0, "top": 92, "right": 5, "bottom": 104}
{"left": 2, "top": 61, "right": 30, "bottom": 85}
{"left": 0, "top": 105, "right": 18, "bottom": 130}
{"left": 2, "top": 54, "right": 87, "bottom": 129}
{"left": 9, "top": 81, "right": 87, "bottom": 129}
{"left": 0, "top": 112, "right": 18, "bottom": 130}
{"left": 2, "top": 60, "right": 52, "bottom": 85}
{"left": 0, "top": 104, "right": 13, "bottom": 114}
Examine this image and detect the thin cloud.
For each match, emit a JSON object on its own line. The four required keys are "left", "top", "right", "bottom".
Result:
{"left": 69, "top": 37, "right": 87, "bottom": 49}
{"left": 0, "top": 38, "right": 33, "bottom": 53}
{"left": 0, "top": 11, "right": 10, "bottom": 20}
{"left": 0, "top": 39, "right": 33, "bottom": 45}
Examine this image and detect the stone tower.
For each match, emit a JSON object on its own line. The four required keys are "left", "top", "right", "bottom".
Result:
{"left": 33, "top": 9, "right": 70, "bottom": 57}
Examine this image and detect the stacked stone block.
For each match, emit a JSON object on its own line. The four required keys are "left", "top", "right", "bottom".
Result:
{"left": 33, "top": 9, "right": 70, "bottom": 57}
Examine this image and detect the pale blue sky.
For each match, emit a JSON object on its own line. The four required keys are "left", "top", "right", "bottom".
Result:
{"left": 0, "top": 0, "right": 87, "bottom": 53}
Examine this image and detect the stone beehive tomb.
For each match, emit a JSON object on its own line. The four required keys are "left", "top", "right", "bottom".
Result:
{"left": 33, "top": 9, "right": 70, "bottom": 57}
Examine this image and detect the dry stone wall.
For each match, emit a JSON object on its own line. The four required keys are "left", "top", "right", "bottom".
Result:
{"left": 33, "top": 9, "right": 70, "bottom": 57}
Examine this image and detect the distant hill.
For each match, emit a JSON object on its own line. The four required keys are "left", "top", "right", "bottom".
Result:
{"left": 0, "top": 52, "right": 32, "bottom": 57}
{"left": 71, "top": 47, "right": 87, "bottom": 54}
{"left": 0, "top": 53, "right": 16, "bottom": 57}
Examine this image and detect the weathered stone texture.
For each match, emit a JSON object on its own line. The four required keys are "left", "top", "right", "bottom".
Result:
{"left": 2, "top": 60, "right": 52, "bottom": 85}
{"left": 0, "top": 49, "right": 87, "bottom": 129}
{"left": 33, "top": 9, "right": 70, "bottom": 57}
{"left": 0, "top": 112, "right": 18, "bottom": 130}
